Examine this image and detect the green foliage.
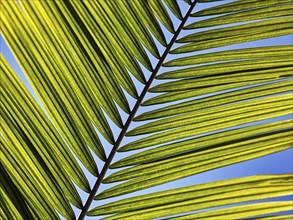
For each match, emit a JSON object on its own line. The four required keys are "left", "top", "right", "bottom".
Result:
{"left": 1, "top": 0, "right": 292, "bottom": 219}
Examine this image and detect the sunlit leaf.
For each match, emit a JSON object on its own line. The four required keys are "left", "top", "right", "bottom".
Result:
{"left": 1, "top": 0, "right": 292, "bottom": 219}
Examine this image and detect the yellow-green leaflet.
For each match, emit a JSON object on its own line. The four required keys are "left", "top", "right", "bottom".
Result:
{"left": 142, "top": 79, "right": 273, "bottom": 105}
{"left": 19, "top": 0, "right": 124, "bottom": 132}
{"left": 54, "top": 0, "right": 139, "bottom": 99}
{"left": 1, "top": 166, "right": 35, "bottom": 220}
{"left": 1, "top": 55, "right": 90, "bottom": 194}
{"left": 129, "top": 1, "right": 167, "bottom": 46}
{"left": 99, "top": 135, "right": 292, "bottom": 201}
{"left": 177, "top": 17, "right": 293, "bottom": 43}
{"left": 163, "top": 0, "right": 182, "bottom": 20}
{"left": 111, "top": 120, "right": 292, "bottom": 168}
{"left": 89, "top": 0, "right": 153, "bottom": 74}
{"left": 122, "top": 94, "right": 292, "bottom": 150}
{"left": 2, "top": 1, "right": 105, "bottom": 175}
{"left": 248, "top": 215, "right": 293, "bottom": 220}
{"left": 163, "top": 45, "right": 293, "bottom": 67}
{"left": 170, "top": 202, "right": 293, "bottom": 220}
{"left": 192, "top": 0, "right": 292, "bottom": 16}
{"left": 171, "top": 19, "right": 293, "bottom": 53}
{"left": 109, "top": 1, "right": 161, "bottom": 59}
{"left": 154, "top": 67, "right": 291, "bottom": 90}
{"left": 138, "top": 80, "right": 292, "bottom": 120}
{"left": 149, "top": 0, "right": 175, "bottom": 33}
{"left": 128, "top": 94, "right": 291, "bottom": 136}
{"left": 101, "top": 130, "right": 292, "bottom": 194}
{"left": 45, "top": 0, "right": 133, "bottom": 112}
{"left": 88, "top": 175, "right": 292, "bottom": 219}
{"left": 186, "top": 4, "right": 293, "bottom": 29}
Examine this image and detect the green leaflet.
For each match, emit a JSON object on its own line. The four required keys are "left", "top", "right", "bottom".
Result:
{"left": 48, "top": 0, "right": 132, "bottom": 113}
{"left": 2, "top": 1, "right": 106, "bottom": 174}
{"left": 92, "top": 1, "right": 153, "bottom": 73}
{"left": 137, "top": 80, "right": 292, "bottom": 120}
{"left": 197, "top": 0, "right": 225, "bottom": 2}
{"left": 71, "top": 1, "right": 148, "bottom": 83}
{"left": 149, "top": 0, "right": 175, "bottom": 33}
{"left": 183, "top": 0, "right": 192, "bottom": 4}
{"left": 153, "top": 68, "right": 291, "bottom": 91}
{"left": 163, "top": 45, "right": 293, "bottom": 67}
{"left": 92, "top": 175, "right": 293, "bottom": 214}
{"left": 1, "top": 136, "right": 63, "bottom": 220}
{"left": 250, "top": 215, "right": 293, "bottom": 220}
{"left": 170, "top": 202, "right": 293, "bottom": 220}
{"left": 0, "top": 165, "right": 35, "bottom": 220}
{"left": 97, "top": 131, "right": 292, "bottom": 200}
{"left": 128, "top": 95, "right": 292, "bottom": 136}
{"left": 142, "top": 79, "right": 271, "bottom": 105}
{"left": 20, "top": 0, "right": 123, "bottom": 133}
{"left": 2, "top": 137, "right": 74, "bottom": 219}
{"left": 177, "top": 17, "right": 292, "bottom": 43}
{"left": 171, "top": 25, "right": 292, "bottom": 54}
{"left": 112, "top": 1, "right": 160, "bottom": 59}
{"left": 66, "top": 0, "right": 140, "bottom": 98}
{"left": 163, "top": 0, "right": 182, "bottom": 20}
{"left": 1, "top": 55, "right": 90, "bottom": 193}
{"left": 111, "top": 120, "right": 292, "bottom": 168}
{"left": 123, "top": 94, "right": 292, "bottom": 149}
{"left": 130, "top": 1, "right": 167, "bottom": 46}
{"left": 172, "top": 32, "right": 293, "bottom": 53}
{"left": 192, "top": 0, "right": 292, "bottom": 17}
{"left": 89, "top": 175, "right": 292, "bottom": 219}
{"left": 108, "top": 130, "right": 293, "bottom": 183}
{"left": 157, "top": 57, "right": 292, "bottom": 79}
{"left": 186, "top": 4, "right": 293, "bottom": 29}
{"left": 122, "top": 104, "right": 291, "bottom": 149}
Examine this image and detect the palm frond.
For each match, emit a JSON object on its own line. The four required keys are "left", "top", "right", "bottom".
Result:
{"left": 1, "top": 0, "right": 292, "bottom": 219}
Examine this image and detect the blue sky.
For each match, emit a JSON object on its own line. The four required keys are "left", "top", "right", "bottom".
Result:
{"left": 1, "top": 0, "right": 292, "bottom": 219}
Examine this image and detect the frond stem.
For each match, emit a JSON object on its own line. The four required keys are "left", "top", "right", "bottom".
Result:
{"left": 77, "top": 1, "right": 197, "bottom": 219}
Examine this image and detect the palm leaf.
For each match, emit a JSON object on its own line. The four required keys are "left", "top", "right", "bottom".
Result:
{"left": 89, "top": 175, "right": 293, "bottom": 219}
{"left": 1, "top": 0, "right": 292, "bottom": 219}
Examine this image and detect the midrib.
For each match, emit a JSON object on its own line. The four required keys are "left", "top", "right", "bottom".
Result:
{"left": 77, "top": 1, "right": 197, "bottom": 219}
